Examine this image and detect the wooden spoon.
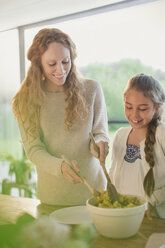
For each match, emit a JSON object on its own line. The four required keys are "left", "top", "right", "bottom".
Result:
{"left": 61, "top": 155, "right": 101, "bottom": 201}
{"left": 89, "top": 132, "right": 120, "bottom": 202}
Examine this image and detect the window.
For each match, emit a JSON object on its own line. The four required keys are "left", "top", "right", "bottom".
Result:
{"left": 0, "top": 29, "right": 22, "bottom": 156}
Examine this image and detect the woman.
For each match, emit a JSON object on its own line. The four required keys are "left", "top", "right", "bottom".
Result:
{"left": 12, "top": 28, "right": 109, "bottom": 206}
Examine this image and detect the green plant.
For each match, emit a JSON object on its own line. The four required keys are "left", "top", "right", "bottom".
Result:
{"left": 0, "top": 213, "right": 97, "bottom": 248}
{"left": 0, "top": 152, "right": 35, "bottom": 184}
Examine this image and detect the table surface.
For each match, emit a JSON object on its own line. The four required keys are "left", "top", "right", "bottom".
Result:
{"left": 0, "top": 194, "right": 165, "bottom": 248}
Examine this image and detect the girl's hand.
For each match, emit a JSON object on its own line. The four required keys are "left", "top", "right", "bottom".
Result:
{"left": 61, "top": 160, "right": 83, "bottom": 184}
{"left": 90, "top": 141, "right": 109, "bottom": 163}
{"left": 145, "top": 203, "right": 158, "bottom": 220}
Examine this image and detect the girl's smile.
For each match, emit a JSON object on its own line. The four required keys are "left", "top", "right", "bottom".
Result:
{"left": 124, "top": 89, "right": 158, "bottom": 131}
{"left": 131, "top": 119, "right": 143, "bottom": 124}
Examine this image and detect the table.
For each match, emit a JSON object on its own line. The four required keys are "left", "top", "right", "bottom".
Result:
{"left": 0, "top": 194, "right": 165, "bottom": 248}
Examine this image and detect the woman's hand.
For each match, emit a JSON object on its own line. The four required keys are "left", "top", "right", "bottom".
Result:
{"left": 61, "top": 160, "right": 83, "bottom": 184}
{"left": 90, "top": 141, "right": 109, "bottom": 163}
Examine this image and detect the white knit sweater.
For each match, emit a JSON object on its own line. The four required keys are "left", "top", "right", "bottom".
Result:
{"left": 17, "top": 79, "right": 109, "bottom": 205}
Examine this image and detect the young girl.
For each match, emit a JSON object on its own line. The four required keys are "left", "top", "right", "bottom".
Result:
{"left": 110, "top": 73, "right": 165, "bottom": 218}
{"left": 12, "top": 28, "right": 109, "bottom": 206}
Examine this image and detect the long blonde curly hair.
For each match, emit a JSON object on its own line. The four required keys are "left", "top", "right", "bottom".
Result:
{"left": 124, "top": 73, "right": 165, "bottom": 196}
{"left": 12, "top": 28, "right": 88, "bottom": 138}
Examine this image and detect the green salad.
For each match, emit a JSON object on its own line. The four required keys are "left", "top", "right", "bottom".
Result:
{"left": 95, "top": 190, "right": 143, "bottom": 208}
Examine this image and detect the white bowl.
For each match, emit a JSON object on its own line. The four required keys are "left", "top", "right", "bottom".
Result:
{"left": 86, "top": 195, "right": 148, "bottom": 239}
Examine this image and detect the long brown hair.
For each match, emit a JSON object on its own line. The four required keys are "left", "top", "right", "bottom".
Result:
{"left": 124, "top": 73, "right": 165, "bottom": 196}
{"left": 12, "top": 28, "right": 88, "bottom": 138}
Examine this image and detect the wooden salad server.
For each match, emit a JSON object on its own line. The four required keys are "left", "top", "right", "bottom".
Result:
{"left": 61, "top": 155, "right": 101, "bottom": 201}
{"left": 89, "top": 132, "right": 120, "bottom": 202}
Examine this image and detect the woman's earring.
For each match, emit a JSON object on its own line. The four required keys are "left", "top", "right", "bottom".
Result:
{"left": 41, "top": 74, "right": 45, "bottom": 81}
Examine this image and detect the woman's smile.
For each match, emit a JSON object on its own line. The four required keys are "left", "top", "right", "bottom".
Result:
{"left": 53, "top": 73, "right": 66, "bottom": 79}
{"left": 41, "top": 42, "right": 71, "bottom": 91}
